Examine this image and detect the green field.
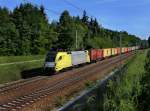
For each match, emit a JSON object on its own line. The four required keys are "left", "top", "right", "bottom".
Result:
{"left": 0, "top": 55, "right": 45, "bottom": 84}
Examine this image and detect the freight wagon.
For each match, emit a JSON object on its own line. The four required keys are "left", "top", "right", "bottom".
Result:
{"left": 124, "top": 48, "right": 128, "bottom": 53}
{"left": 117, "top": 48, "right": 121, "bottom": 54}
{"left": 103, "top": 48, "right": 111, "bottom": 57}
{"left": 128, "top": 47, "right": 132, "bottom": 52}
{"left": 111, "top": 48, "right": 118, "bottom": 56}
{"left": 90, "top": 49, "right": 103, "bottom": 62}
{"left": 121, "top": 47, "right": 125, "bottom": 53}
{"left": 71, "top": 51, "right": 90, "bottom": 66}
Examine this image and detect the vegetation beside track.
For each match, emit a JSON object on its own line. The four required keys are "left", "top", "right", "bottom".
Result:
{"left": 103, "top": 50, "right": 150, "bottom": 111}
{"left": 104, "top": 50, "right": 146, "bottom": 111}
{"left": 0, "top": 55, "right": 44, "bottom": 84}
{"left": 138, "top": 50, "right": 150, "bottom": 111}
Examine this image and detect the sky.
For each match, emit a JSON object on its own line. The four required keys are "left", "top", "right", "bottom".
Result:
{"left": 0, "top": 0, "right": 149, "bottom": 39}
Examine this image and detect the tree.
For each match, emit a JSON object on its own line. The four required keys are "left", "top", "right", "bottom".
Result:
{"left": 82, "top": 10, "right": 89, "bottom": 25}
{"left": 57, "top": 10, "right": 75, "bottom": 49}
{"left": 12, "top": 3, "right": 56, "bottom": 54}
{"left": 0, "top": 7, "right": 19, "bottom": 55}
{"left": 0, "top": 3, "right": 142, "bottom": 55}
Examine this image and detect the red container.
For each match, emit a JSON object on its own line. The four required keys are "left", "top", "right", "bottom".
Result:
{"left": 117, "top": 48, "right": 121, "bottom": 54}
{"left": 97, "top": 49, "right": 103, "bottom": 60}
{"left": 90, "top": 49, "right": 97, "bottom": 61}
{"left": 90, "top": 49, "right": 103, "bottom": 61}
{"left": 125, "top": 48, "right": 128, "bottom": 53}
{"left": 127, "top": 48, "right": 129, "bottom": 52}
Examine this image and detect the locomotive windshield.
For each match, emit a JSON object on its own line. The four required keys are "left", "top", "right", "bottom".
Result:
{"left": 45, "top": 52, "right": 57, "bottom": 62}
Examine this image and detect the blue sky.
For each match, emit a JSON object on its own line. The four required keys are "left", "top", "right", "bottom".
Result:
{"left": 0, "top": 0, "right": 149, "bottom": 39}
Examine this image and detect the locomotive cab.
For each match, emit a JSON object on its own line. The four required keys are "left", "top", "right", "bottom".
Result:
{"left": 44, "top": 51, "right": 57, "bottom": 72}
{"left": 44, "top": 51, "right": 72, "bottom": 72}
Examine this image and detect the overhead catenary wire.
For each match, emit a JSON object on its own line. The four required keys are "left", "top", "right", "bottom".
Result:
{"left": 62, "top": 0, "right": 84, "bottom": 13}
{"left": 62, "top": 0, "right": 97, "bottom": 19}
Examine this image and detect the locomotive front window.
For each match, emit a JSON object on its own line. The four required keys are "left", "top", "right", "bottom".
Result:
{"left": 58, "top": 56, "right": 62, "bottom": 61}
{"left": 46, "top": 52, "right": 56, "bottom": 62}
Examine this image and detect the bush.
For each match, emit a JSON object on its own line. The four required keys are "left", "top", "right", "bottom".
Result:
{"left": 138, "top": 50, "right": 150, "bottom": 111}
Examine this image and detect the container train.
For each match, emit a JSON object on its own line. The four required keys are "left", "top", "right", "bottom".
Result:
{"left": 44, "top": 46, "right": 139, "bottom": 72}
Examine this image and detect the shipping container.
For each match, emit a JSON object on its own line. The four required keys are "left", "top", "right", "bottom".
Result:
{"left": 128, "top": 47, "right": 132, "bottom": 52}
{"left": 131, "top": 46, "right": 135, "bottom": 51}
{"left": 111, "top": 48, "right": 118, "bottom": 55}
{"left": 114, "top": 48, "right": 118, "bottom": 55}
{"left": 117, "top": 48, "right": 121, "bottom": 54}
{"left": 71, "top": 51, "right": 88, "bottom": 66}
{"left": 90, "top": 49, "right": 103, "bottom": 61}
{"left": 90, "top": 49, "right": 97, "bottom": 61}
{"left": 124, "top": 48, "right": 128, "bottom": 53}
{"left": 97, "top": 49, "right": 103, "bottom": 60}
{"left": 136, "top": 46, "right": 139, "bottom": 50}
{"left": 111, "top": 48, "right": 115, "bottom": 56}
{"left": 103, "top": 48, "right": 111, "bottom": 57}
{"left": 121, "top": 47, "right": 125, "bottom": 53}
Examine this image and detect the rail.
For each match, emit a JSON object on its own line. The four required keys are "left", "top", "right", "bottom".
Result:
{"left": 58, "top": 65, "right": 127, "bottom": 111}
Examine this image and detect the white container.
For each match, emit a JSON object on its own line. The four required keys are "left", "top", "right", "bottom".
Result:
{"left": 71, "top": 51, "right": 87, "bottom": 66}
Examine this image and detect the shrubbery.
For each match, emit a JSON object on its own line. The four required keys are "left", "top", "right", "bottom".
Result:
{"left": 104, "top": 50, "right": 150, "bottom": 111}
{"left": 138, "top": 50, "right": 150, "bottom": 111}
{"left": 104, "top": 52, "right": 145, "bottom": 111}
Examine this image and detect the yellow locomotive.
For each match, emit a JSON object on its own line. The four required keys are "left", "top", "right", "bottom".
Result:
{"left": 44, "top": 50, "right": 90, "bottom": 72}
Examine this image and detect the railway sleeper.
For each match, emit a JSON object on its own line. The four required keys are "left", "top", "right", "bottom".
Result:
{"left": 12, "top": 100, "right": 20, "bottom": 104}
{"left": 11, "top": 109, "right": 17, "bottom": 111}
{"left": 29, "top": 100, "right": 34, "bottom": 103}
{"left": 0, "top": 106, "right": 6, "bottom": 110}
{"left": 15, "top": 99, "right": 24, "bottom": 102}
{"left": 8, "top": 102, "right": 15, "bottom": 106}
{"left": 16, "top": 106, "right": 22, "bottom": 109}
{"left": 21, "top": 104, "right": 26, "bottom": 107}
{"left": 25, "top": 102, "right": 30, "bottom": 105}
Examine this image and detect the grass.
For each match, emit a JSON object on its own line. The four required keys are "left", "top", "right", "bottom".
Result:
{"left": 0, "top": 55, "right": 45, "bottom": 84}
{"left": 0, "top": 55, "right": 44, "bottom": 64}
{"left": 55, "top": 96, "right": 66, "bottom": 107}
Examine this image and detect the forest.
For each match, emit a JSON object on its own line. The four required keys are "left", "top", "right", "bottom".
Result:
{"left": 0, "top": 3, "right": 142, "bottom": 56}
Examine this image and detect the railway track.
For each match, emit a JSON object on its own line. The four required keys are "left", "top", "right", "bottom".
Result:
{"left": 0, "top": 53, "right": 125, "bottom": 105}
{"left": 0, "top": 76, "right": 47, "bottom": 94}
{"left": 0, "top": 52, "right": 130, "bottom": 104}
{"left": 0, "top": 52, "right": 134, "bottom": 111}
